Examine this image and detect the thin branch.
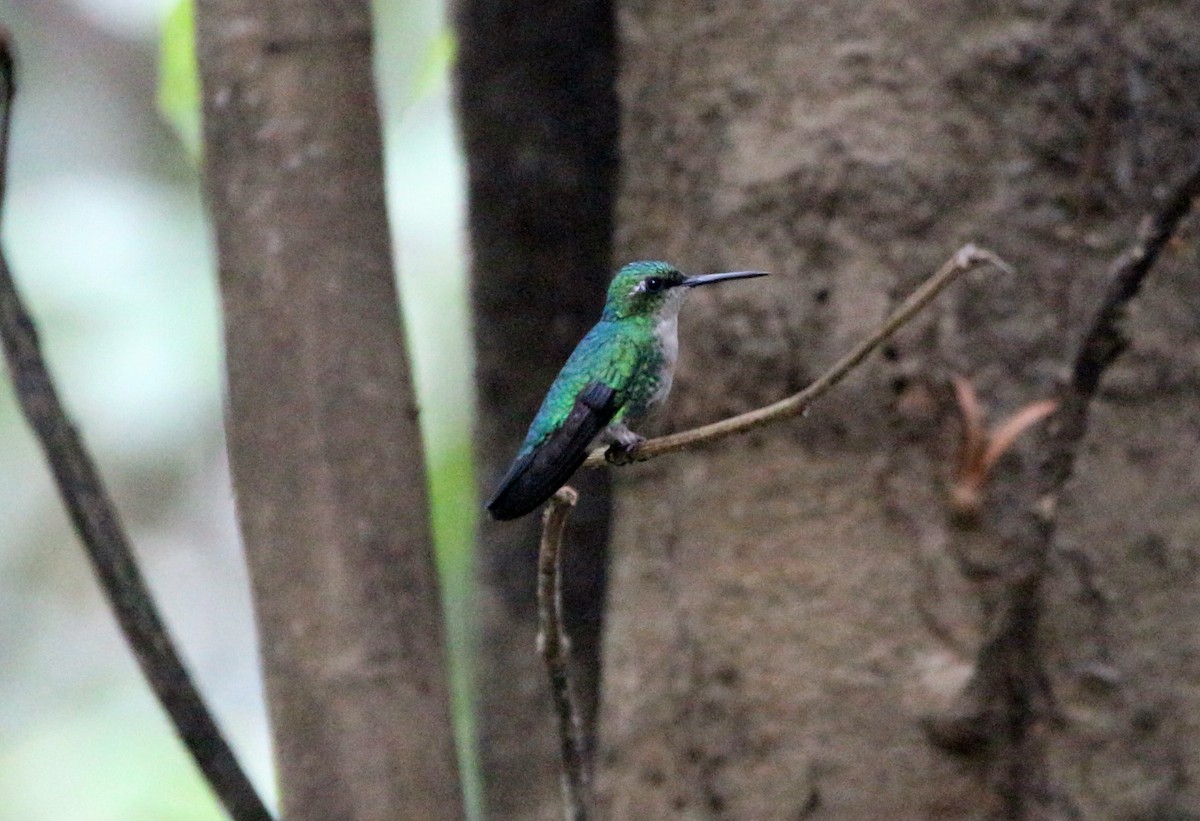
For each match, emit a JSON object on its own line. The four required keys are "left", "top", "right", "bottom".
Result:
{"left": 583, "top": 244, "right": 1012, "bottom": 468}
{"left": 537, "top": 486, "right": 590, "bottom": 821}
{"left": 1054, "top": 153, "right": 1200, "bottom": 469}
{"left": 0, "top": 31, "right": 272, "bottom": 821}
{"left": 1021, "top": 154, "right": 1200, "bottom": 557}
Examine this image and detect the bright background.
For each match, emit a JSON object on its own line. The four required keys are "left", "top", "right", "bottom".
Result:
{"left": 0, "top": 0, "right": 475, "bottom": 818}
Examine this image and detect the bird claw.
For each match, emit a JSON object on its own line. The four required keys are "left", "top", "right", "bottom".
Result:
{"left": 604, "top": 436, "right": 644, "bottom": 466}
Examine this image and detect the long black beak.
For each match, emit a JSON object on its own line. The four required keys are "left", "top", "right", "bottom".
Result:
{"left": 683, "top": 270, "right": 769, "bottom": 288}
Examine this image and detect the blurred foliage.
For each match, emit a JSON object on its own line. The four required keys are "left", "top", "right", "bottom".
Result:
{"left": 156, "top": 0, "right": 457, "bottom": 156}
{"left": 413, "top": 27, "right": 457, "bottom": 102}
{"left": 157, "top": 0, "right": 200, "bottom": 159}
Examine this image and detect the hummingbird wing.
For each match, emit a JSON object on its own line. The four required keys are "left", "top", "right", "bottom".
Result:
{"left": 486, "top": 381, "right": 620, "bottom": 521}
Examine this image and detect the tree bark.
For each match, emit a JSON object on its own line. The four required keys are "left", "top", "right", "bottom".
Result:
{"left": 456, "top": 1, "right": 618, "bottom": 817}
{"left": 195, "top": 3, "right": 462, "bottom": 819}
{"left": 598, "top": 1, "right": 1200, "bottom": 818}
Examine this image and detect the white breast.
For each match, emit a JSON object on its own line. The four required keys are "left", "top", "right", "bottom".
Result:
{"left": 649, "top": 308, "right": 680, "bottom": 408}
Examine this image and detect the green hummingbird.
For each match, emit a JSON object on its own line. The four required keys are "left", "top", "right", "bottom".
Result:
{"left": 487, "top": 260, "right": 767, "bottom": 520}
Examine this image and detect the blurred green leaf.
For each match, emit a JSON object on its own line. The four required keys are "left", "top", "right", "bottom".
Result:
{"left": 427, "top": 441, "right": 482, "bottom": 820}
{"left": 412, "top": 28, "right": 457, "bottom": 103}
{"left": 155, "top": 1, "right": 455, "bottom": 156}
{"left": 157, "top": 0, "right": 201, "bottom": 159}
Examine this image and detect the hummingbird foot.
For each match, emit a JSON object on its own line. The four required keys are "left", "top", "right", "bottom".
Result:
{"left": 604, "top": 424, "right": 645, "bottom": 465}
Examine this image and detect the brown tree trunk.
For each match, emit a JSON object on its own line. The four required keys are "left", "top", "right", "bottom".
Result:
{"left": 195, "top": 3, "right": 462, "bottom": 818}
{"left": 598, "top": 1, "right": 1200, "bottom": 818}
{"left": 456, "top": 1, "right": 618, "bottom": 817}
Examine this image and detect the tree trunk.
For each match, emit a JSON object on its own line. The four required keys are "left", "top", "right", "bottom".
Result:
{"left": 195, "top": 3, "right": 462, "bottom": 818}
{"left": 456, "top": 1, "right": 618, "bottom": 817}
{"left": 598, "top": 1, "right": 1200, "bottom": 818}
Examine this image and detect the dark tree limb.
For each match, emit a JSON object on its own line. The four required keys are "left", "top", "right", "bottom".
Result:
{"left": 0, "top": 30, "right": 272, "bottom": 821}
{"left": 1061, "top": 153, "right": 1200, "bottom": 445}
{"left": 457, "top": 0, "right": 619, "bottom": 812}
{"left": 537, "top": 486, "right": 590, "bottom": 821}
{"left": 930, "top": 154, "right": 1200, "bottom": 817}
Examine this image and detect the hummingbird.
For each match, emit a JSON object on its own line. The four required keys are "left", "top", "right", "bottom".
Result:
{"left": 486, "top": 260, "right": 767, "bottom": 520}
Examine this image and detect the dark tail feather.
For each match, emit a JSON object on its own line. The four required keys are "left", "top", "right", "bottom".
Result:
{"left": 486, "top": 382, "right": 620, "bottom": 520}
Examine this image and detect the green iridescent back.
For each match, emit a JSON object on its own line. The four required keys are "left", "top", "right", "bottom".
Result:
{"left": 515, "top": 261, "right": 679, "bottom": 459}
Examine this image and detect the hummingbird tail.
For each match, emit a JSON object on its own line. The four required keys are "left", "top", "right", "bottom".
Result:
{"left": 486, "top": 382, "right": 620, "bottom": 520}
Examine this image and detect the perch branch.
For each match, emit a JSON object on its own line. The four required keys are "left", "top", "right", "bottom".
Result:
{"left": 583, "top": 243, "right": 1012, "bottom": 468}
{"left": 537, "top": 486, "right": 590, "bottom": 821}
{"left": 0, "top": 32, "right": 272, "bottom": 821}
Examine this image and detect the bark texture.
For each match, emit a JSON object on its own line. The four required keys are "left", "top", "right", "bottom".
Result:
{"left": 598, "top": 1, "right": 1200, "bottom": 818}
{"left": 195, "top": 4, "right": 461, "bottom": 819}
{"left": 456, "top": 1, "right": 618, "bottom": 817}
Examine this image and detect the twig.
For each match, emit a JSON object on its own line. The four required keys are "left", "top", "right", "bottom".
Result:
{"left": 0, "top": 31, "right": 272, "bottom": 821}
{"left": 537, "top": 486, "right": 590, "bottom": 821}
{"left": 1059, "top": 152, "right": 1200, "bottom": 458}
{"left": 583, "top": 244, "right": 1012, "bottom": 468}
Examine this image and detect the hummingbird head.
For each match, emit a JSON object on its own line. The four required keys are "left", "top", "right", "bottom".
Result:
{"left": 601, "top": 260, "right": 767, "bottom": 321}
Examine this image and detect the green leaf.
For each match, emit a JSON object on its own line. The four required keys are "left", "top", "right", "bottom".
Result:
{"left": 412, "top": 27, "right": 456, "bottom": 104}
{"left": 157, "top": 0, "right": 201, "bottom": 159}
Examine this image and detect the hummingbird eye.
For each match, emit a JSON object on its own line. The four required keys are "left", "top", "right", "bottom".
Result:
{"left": 643, "top": 276, "right": 666, "bottom": 293}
